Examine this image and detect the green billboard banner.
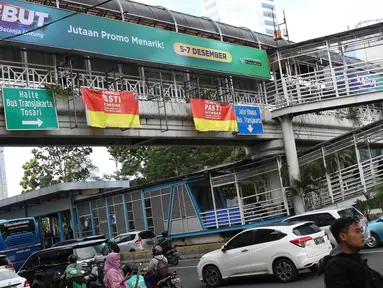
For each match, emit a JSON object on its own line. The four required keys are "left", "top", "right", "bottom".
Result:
{"left": 0, "top": 0, "right": 271, "bottom": 79}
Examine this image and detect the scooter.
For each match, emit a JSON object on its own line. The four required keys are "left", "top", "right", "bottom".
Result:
{"left": 139, "top": 263, "right": 182, "bottom": 288}
{"left": 166, "top": 248, "right": 181, "bottom": 266}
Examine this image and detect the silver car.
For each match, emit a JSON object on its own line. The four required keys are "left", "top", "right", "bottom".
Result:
{"left": 114, "top": 230, "right": 156, "bottom": 252}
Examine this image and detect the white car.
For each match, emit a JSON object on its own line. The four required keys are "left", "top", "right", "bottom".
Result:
{"left": 0, "top": 269, "right": 29, "bottom": 287}
{"left": 197, "top": 222, "right": 332, "bottom": 287}
{"left": 113, "top": 230, "right": 156, "bottom": 252}
{"left": 282, "top": 206, "right": 370, "bottom": 247}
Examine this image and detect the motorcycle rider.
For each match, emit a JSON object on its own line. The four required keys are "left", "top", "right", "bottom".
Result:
{"left": 158, "top": 231, "right": 171, "bottom": 257}
{"left": 88, "top": 254, "right": 105, "bottom": 288}
{"left": 144, "top": 246, "right": 169, "bottom": 288}
{"left": 61, "top": 254, "right": 85, "bottom": 288}
{"left": 121, "top": 263, "right": 147, "bottom": 288}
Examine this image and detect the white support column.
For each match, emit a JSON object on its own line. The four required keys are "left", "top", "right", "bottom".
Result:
{"left": 325, "top": 40, "right": 339, "bottom": 97}
{"left": 276, "top": 51, "right": 289, "bottom": 105}
{"left": 234, "top": 171, "right": 245, "bottom": 225}
{"left": 209, "top": 173, "right": 219, "bottom": 228}
{"left": 172, "top": 72, "right": 178, "bottom": 99}
{"left": 321, "top": 147, "right": 334, "bottom": 203}
{"left": 353, "top": 134, "right": 367, "bottom": 194}
{"left": 279, "top": 115, "right": 305, "bottom": 214}
{"left": 21, "top": 49, "right": 29, "bottom": 86}
{"left": 277, "top": 157, "right": 290, "bottom": 215}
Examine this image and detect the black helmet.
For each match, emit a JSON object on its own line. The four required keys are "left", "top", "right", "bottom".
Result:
{"left": 122, "top": 263, "right": 138, "bottom": 275}
{"left": 68, "top": 254, "right": 77, "bottom": 264}
{"left": 161, "top": 230, "right": 168, "bottom": 238}
{"left": 152, "top": 245, "right": 163, "bottom": 256}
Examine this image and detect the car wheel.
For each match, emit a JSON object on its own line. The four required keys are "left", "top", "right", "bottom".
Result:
{"left": 366, "top": 233, "right": 381, "bottom": 249}
{"left": 203, "top": 265, "right": 222, "bottom": 287}
{"left": 273, "top": 258, "right": 298, "bottom": 283}
{"left": 130, "top": 249, "right": 136, "bottom": 252}
{"left": 171, "top": 257, "right": 179, "bottom": 265}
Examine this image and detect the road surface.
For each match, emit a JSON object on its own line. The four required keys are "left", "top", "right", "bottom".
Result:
{"left": 175, "top": 248, "right": 383, "bottom": 288}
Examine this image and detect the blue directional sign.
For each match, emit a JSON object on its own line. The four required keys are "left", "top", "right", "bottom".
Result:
{"left": 234, "top": 105, "right": 264, "bottom": 135}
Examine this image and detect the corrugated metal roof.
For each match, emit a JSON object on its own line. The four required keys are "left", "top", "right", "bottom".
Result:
{"left": 57, "top": 0, "right": 290, "bottom": 48}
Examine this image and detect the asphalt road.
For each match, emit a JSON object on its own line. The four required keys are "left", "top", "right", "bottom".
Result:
{"left": 174, "top": 248, "right": 383, "bottom": 288}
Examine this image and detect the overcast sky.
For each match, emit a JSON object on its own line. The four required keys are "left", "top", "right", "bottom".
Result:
{"left": 5, "top": 0, "right": 383, "bottom": 197}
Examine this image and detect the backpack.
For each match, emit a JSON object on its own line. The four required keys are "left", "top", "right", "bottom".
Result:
{"left": 156, "top": 258, "right": 169, "bottom": 278}
{"left": 66, "top": 265, "right": 81, "bottom": 280}
{"left": 97, "top": 263, "right": 104, "bottom": 284}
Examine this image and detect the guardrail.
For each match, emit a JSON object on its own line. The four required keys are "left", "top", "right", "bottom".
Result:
{"left": 266, "top": 58, "right": 383, "bottom": 111}
{"left": 200, "top": 206, "right": 241, "bottom": 229}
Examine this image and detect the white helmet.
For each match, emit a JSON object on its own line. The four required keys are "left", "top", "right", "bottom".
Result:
{"left": 93, "top": 254, "right": 104, "bottom": 264}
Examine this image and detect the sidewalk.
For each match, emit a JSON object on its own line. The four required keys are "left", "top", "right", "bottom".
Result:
{"left": 120, "top": 242, "right": 224, "bottom": 263}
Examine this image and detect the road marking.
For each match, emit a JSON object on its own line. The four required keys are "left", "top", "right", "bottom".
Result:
{"left": 361, "top": 249, "right": 383, "bottom": 254}
{"left": 175, "top": 266, "right": 197, "bottom": 269}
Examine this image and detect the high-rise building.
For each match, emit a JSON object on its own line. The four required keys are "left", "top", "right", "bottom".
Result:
{"left": 201, "top": 0, "right": 278, "bottom": 36}
{"left": 0, "top": 148, "right": 7, "bottom": 199}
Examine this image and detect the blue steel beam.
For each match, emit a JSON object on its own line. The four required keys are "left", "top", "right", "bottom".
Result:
{"left": 75, "top": 207, "right": 82, "bottom": 238}
{"left": 122, "top": 194, "right": 129, "bottom": 232}
{"left": 167, "top": 186, "right": 175, "bottom": 234}
{"left": 185, "top": 183, "right": 206, "bottom": 230}
{"left": 58, "top": 211, "right": 65, "bottom": 241}
{"left": 89, "top": 201, "right": 95, "bottom": 236}
{"left": 141, "top": 191, "right": 148, "bottom": 230}
{"left": 105, "top": 198, "right": 112, "bottom": 239}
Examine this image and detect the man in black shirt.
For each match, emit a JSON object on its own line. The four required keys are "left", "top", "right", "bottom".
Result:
{"left": 319, "top": 217, "right": 383, "bottom": 288}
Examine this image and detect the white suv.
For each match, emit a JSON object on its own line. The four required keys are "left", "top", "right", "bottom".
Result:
{"left": 282, "top": 206, "right": 370, "bottom": 247}
{"left": 197, "top": 222, "right": 331, "bottom": 287}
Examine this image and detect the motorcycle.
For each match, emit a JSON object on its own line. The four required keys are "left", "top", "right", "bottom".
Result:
{"left": 139, "top": 263, "right": 182, "bottom": 288}
{"left": 166, "top": 248, "right": 180, "bottom": 266}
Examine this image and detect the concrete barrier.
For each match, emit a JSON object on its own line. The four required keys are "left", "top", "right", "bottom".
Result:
{"left": 120, "top": 242, "right": 224, "bottom": 263}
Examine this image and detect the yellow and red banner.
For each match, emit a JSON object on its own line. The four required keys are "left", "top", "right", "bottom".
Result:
{"left": 82, "top": 88, "right": 141, "bottom": 129}
{"left": 190, "top": 98, "right": 238, "bottom": 132}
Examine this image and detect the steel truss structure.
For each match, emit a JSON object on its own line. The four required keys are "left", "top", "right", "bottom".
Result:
{"left": 298, "top": 119, "right": 383, "bottom": 209}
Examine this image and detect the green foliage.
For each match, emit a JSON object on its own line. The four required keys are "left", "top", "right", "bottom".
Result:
{"left": 107, "top": 146, "right": 246, "bottom": 184}
{"left": 286, "top": 161, "right": 326, "bottom": 210}
{"left": 325, "top": 148, "right": 356, "bottom": 174}
{"left": 354, "top": 185, "right": 383, "bottom": 215}
{"left": 20, "top": 147, "right": 98, "bottom": 193}
{"left": 44, "top": 83, "right": 71, "bottom": 99}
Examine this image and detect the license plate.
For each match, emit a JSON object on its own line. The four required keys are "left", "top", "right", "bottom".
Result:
{"left": 314, "top": 236, "right": 325, "bottom": 245}
{"left": 147, "top": 240, "right": 154, "bottom": 244}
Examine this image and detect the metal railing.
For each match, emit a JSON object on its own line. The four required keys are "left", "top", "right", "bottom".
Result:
{"left": 241, "top": 188, "right": 289, "bottom": 224}
{"left": 266, "top": 59, "right": 383, "bottom": 111}
{"left": 298, "top": 118, "right": 383, "bottom": 209}
{"left": 200, "top": 206, "right": 241, "bottom": 228}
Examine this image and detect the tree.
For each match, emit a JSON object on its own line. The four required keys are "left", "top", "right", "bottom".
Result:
{"left": 286, "top": 161, "right": 326, "bottom": 210}
{"left": 107, "top": 146, "right": 246, "bottom": 184}
{"left": 20, "top": 147, "right": 98, "bottom": 192}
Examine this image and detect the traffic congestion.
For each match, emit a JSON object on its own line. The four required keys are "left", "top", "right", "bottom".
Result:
{"left": 0, "top": 206, "right": 382, "bottom": 287}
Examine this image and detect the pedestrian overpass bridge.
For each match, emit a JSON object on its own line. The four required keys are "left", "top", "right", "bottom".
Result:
{"left": 1, "top": 1, "right": 383, "bottom": 240}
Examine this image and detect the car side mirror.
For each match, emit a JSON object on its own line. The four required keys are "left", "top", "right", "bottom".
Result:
{"left": 221, "top": 245, "right": 227, "bottom": 252}
{"left": 378, "top": 217, "right": 383, "bottom": 222}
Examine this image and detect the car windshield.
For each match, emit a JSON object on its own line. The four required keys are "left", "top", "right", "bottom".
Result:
{"left": 74, "top": 242, "right": 109, "bottom": 260}
{"left": 0, "top": 270, "right": 16, "bottom": 280}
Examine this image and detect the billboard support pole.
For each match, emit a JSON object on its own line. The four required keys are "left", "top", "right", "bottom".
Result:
{"left": 240, "top": 26, "right": 261, "bottom": 49}
{"left": 202, "top": 16, "right": 223, "bottom": 41}
{"left": 156, "top": 6, "right": 178, "bottom": 32}
{"left": 115, "top": 0, "right": 125, "bottom": 21}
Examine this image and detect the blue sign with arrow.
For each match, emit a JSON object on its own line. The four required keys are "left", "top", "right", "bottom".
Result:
{"left": 234, "top": 105, "right": 264, "bottom": 135}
